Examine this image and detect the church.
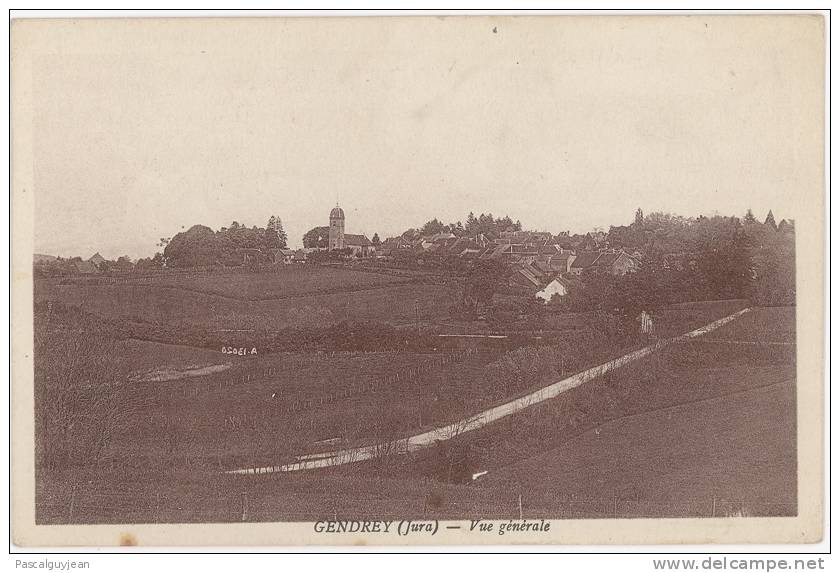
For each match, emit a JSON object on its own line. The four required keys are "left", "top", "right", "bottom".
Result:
{"left": 329, "top": 204, "right": 375, "bottom": 258}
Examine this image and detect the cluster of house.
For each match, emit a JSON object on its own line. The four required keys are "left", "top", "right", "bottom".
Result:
{"left": 270, "top": 248, "right": 316, "bottom": 264}
{"left": 45, "top": 207, "right": 639, "bottom": 305}
{"left": 263, "top": 206, "right": 640, "bottom": 303}
{"left": 376, "top": 229, "right": 641, "bottom": 302}
{"left": 41, "top": 252, "right": 107, "bottom": 274}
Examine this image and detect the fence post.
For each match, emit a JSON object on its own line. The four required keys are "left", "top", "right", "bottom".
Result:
{"left": 68, "top": 483, "right": 77, "bottom": 523}
{"left": 241, "top": 491, "right": 248, "bottom": 522}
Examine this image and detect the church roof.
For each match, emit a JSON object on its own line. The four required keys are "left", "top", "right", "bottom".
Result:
{"left": 344, "top": 233, "right": 372, "bottom": 246}
{"left": 330, "top": 206, "right": 345, "bottom": 219}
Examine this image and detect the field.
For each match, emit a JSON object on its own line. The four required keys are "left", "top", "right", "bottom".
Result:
{"left": 33, "top": 262, "right": 794, "bottom": 523}
{"left": 415, "top": 306, "right": 798, "bottom": 518}
{"left": 106, "top": 266, "right": 414, "bottom": 300}
{"left": 35, "top": 267, "right": 456, "bottom": 331}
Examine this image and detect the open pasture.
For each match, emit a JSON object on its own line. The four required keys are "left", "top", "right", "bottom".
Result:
{"left": 33, "top": 263, "right": 787, "bottom": 524}
{"left": 109, "top": 265, "right": 413, "bottom": 300}
{"left": 397, "top": 305, "right": 798, "bottom": 518}
{"left": 704, "top": 306, "right": 796, "bottom": 343}
{"left": 37, "top": 306, "right": 797, "bottom": 523}
{"left": 35, "top": 277, "right": 457, "bottom": 331}
{"left": 90, "top": 343, "right": 508, "bottom": 476}
{"left": 654, "top": 299, "right": 748, "bottom": 337}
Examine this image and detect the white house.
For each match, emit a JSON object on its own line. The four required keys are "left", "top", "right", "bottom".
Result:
{"left": 536, "top": 277, "right": 569, "bottom": 302}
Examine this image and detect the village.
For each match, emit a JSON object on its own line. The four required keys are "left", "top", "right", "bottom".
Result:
{"left": 34, "top": 203, "right": 794, "bottom": 315}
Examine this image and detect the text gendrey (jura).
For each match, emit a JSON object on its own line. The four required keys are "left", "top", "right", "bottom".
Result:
{"left": 313, "top": 519, "right": 551, "bottom": 537}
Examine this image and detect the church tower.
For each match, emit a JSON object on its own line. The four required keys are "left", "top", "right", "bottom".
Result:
{"left": 329, "top": 203, "right": 345, "bottom": 250}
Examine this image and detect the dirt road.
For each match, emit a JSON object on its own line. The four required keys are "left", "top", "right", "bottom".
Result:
{"left": 228, "top": 307, "right": 752, "bottom": 475}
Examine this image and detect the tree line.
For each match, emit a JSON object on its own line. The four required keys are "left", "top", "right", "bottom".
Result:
{"left": 557, "top": 210, "right": 795, "bottom": 320}
{"left": 160, "top": 217, "right": 288, "bottom": 268}
{"left": 408, "top": 212, "right": 523, "bottom": 240}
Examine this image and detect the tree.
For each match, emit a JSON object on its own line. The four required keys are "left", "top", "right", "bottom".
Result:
{"left": 163, "top": 224, "right": 220, "bottom": 267}
{"left": 266, "top": 216, "right": 288, "bottom": 249}
{"left": 371, "top": 233, "right": 381, "bottom": 246}
{"left": 747, "top": 220, "right": 795, "bottom": 305}
{"left": 421, "top": 218, "right": 446, "bottom": 236}
{"left": 302, "top": 226, "right": 330, "bottom": 249}
{"left": 135, "top": 255, "right": 162, "bottom": 270}
{"left": 764, "top": 210, "right": 777, "bottom": 230}
{"left": 744, "top": 209, "right": 757, "bottom": 224}
{"left": 778, "top": 219, "right": 794, "bottom": 234}
{"left": 497, "top": 215, "right": 515, "bottom": 232}
{"left": 151, "top": 252, "right": 166, "bottom": 268}
{"left": 634, "top": 208, "right": 644, "bottom": 227}
{"left": 113, "top": 256, "right": 134, "bottom": 271}
{"left": 462, "top": 260, "right": 509, "bottom": 317}
{"left": 33, "top": 320, "right": 142, "bottom": 477}
{"left": 465, "top": 212, "right": 478, "bottom": 235}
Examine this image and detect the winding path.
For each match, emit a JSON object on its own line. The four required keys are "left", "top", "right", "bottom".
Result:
{"left": 228, "top": 307, "right": 752, "bottom": 475}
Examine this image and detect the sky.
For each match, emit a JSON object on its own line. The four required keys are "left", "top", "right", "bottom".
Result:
{"left": 22, "top": 15, "right": 824, "bottom": 259}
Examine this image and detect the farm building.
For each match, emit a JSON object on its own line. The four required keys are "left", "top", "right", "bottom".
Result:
{"left": 536, "top": 277, "right": 570, "bottom": 302}
{"left": 498, "top": 230, "right": 553, "bottom": 245}
{"left": 270, "top": 248, "right": 296, "bottom": 264}
{"left": 235, "top": 247, "right": 264, "bottom": 264}
{"left": 88, "top": 252, "right": 106, "bottom": 267}
{"left": 569, "top": 251, "right": 601, "bottom": 275}
{"left": 569, "top": 250, "right": 639, "bottom": 276}
{"left": 544, "top": 252, "right": 576, "bottom": 273}
{"left": 376, "top": 236, "right": 413, "bottom": 259}
{"left": 510, "top": 262, "right": 543, "bottom": 288}
{"left": 344, "top": 234, "right": 375, "bottom": 257}
{"left": 73, "top": 260, "right": 99, "bottom": 274}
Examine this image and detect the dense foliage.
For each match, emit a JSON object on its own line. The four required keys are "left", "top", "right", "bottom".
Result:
{"left": 163, "top": 219, "right": 287, "bottom": 268}
{"left": 302, "top": 226, "right": 330, "bottom": 249}
{"left": 403, "top": 212, "right": 523, "bottom": 240}
{"left": 558, "top": 213, "right": 795, "bottom": 315}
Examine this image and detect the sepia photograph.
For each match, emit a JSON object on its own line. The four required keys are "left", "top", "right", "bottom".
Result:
{"left": 10, "top": 13, "right": 826, "bottom": 547}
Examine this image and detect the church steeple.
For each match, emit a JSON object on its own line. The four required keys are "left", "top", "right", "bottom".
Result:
{"left": 329, "top": 203, "right": 345, "bottom": 250}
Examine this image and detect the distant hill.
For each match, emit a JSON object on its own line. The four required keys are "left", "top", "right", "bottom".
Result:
{"left": 33, "top": 253, "right": 57, "bottom": 263}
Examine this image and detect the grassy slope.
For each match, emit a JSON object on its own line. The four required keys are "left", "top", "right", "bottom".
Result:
{"left": 478, "top": 380, "right": 796, "bottom": 517}
{"left": 706, "top": 306, "right": 796, "bottom": 343}
{"left": 36, "top": 305, "right": 796, "bottom": 522}
{"left": 114, "top": 266, "right": 411, "bottom": 300}
{"left": 35, "top": 281, "right": 456, "bottom": 330}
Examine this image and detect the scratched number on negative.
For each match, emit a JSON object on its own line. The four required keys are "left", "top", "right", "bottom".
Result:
{"left": 221, "top": 347, "right": 258, "bottom": 356}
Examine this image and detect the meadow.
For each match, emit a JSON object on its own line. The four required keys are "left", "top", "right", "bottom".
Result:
{"left": 35, "top": 270, "right": 456, "bottom": 331}
{"left": 34, "top": 263, "right": 787, "bottom": 523}
{"left": 105, "top": 265, "right": 415, "bottom": 300}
